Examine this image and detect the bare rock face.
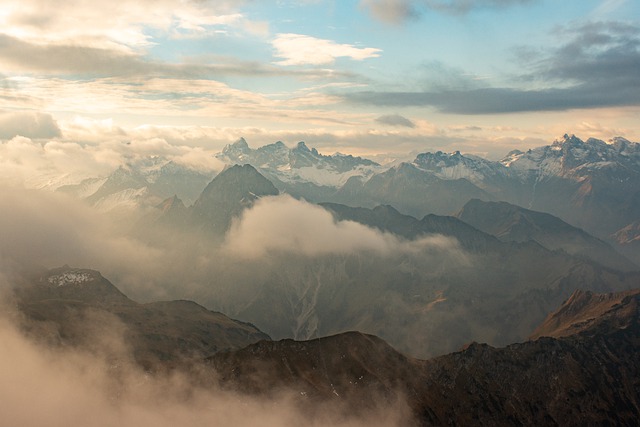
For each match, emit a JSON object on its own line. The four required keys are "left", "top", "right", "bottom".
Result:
{"left": 530, "top": 288, "right": 640, "bottom": 339}
{"left": 12, "top": 266, "right": 270, "bottom": 370}
{"left": 190, "top": 164, "right": 279, "bottom": 235}
{"left": 208, "top": 288, "right": 640, "bottom": 426}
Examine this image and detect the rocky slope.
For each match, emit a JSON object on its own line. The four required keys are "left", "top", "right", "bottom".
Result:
{"left": 209, "top": 288, "right": 640, "bottom": 426}
{"left": 189, "top": 164, "right": 279, "bottom": 235}
{"left": 58, "top": 158, "right": 213, "bottom": 213}
{"left": 12, "top": 266, "right": 269, "bottom": 370}
{"left": 456, "top": 198, "right": 637, "bottom": 271}
{"left": 205, "top": 198, "right": 639, "bottom": 358}
{"left": 217, "top": 138, "right": 381, "bottom": 201}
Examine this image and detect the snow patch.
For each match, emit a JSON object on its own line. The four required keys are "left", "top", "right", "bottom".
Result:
{"left": 47, "top": 271, "right": 92, "bottom": 287}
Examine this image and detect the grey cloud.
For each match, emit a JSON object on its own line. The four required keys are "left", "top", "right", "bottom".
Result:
{"left": 359, "top": 0, "right": 420, "bottom": 24}
{"left": 347, "top": 20, "right": 640, "bottom": 114}
{"left": 541, "top": 21, "right": 640, "bottom": 84}
{"left": 0, "top": 111, "right": 61, "bottom": 139}
{"left": 348, "top": 83, "right": 640, "bottom": 114}
{"left": 0, "top": 34, "right": 356, "bottom": 80}
{"left": 360, "top": 0, "right": 537, "bottom": 21}
{"left": 375, "top": 114, "right": 416, "bottom": 128}
{"left": 424, "top": 0, "right": 536, "bottom": 14}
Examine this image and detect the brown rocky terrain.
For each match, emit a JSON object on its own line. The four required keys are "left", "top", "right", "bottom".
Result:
{"left": 11, "top": 265, "right": 269, "bottom": 370}
{"left": 209, "top": 289, "right": 640, "bottom": 426}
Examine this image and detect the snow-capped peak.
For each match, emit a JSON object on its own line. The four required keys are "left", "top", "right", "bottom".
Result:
{"left": 47, "top": 271, "right": 93, "bottom": 287}
{"left": 215, "top": 139, "right": 382, "bottom": 187}
{"left": 412, "top": 150, "right": 510, "bottom": 184}
{"left": 501, "top": 135, "right": 640, "bottom": 179}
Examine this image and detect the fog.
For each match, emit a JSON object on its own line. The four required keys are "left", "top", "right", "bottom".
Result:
{"left": 0, "top": 300, "right": 412, "bottom": 427}
{"left": 225, "top": 195, "right": 468, "bottom": 259}
{"left": 0, "top": 134, "right": 221, "bottom": 191}
{"left": 0, "top": 182, "right": 479, "bottom": 359}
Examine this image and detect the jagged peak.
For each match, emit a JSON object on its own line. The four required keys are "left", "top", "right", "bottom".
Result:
{"left": 157, "top": 194, "right": 185, "bottom": 213}
{"left": 553, "top": 133, "right": 583, "bottom": 146}
{"left": 222, "top": 137, "right": 250, "bottom": 153}
{"left": 295, "top": 141, "right": 310, "bottom": 152}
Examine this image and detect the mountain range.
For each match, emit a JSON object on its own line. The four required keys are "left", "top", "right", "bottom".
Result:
{"left": 209, "top": 288, "right": 640, "bottom": 426}
{"left": 46, "top": 134, "right": 639, "bottom": 264}
{"left": 8, "top": 265, "right": 640, "bottom": 426}
{"left": 120, "top": 161, "right": 637, "bottom": 359}
{"left": 12, "top": 265, "right": 268, "bottom": 371}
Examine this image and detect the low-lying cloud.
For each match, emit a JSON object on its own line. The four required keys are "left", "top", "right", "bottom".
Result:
{"left": 0, "top": 303, "right": 411, "bottom": 427}
{"left": 225, "top": 195, "right": 467, "bottom": 260}
{"left": 0, "top": 110, "right": 61, "bottom": 139}
{"left": 0, "top": 131, "right": 222, "bottom": 191}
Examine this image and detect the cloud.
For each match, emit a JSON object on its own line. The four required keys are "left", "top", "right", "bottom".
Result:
{"left": 422, "top": 0, "right": 536, "bottom": 14}
{"left": 359, "top": 0, "right": 536, "bottom": 22}
{"left": 0, "top": 304, "right": 410, "bottom": 427}
{"left": 1, "top": 0, "right": 251, "bottom": 50}
{"left": 0, "top": 34, "right": 358, "bottom": 80}
{"left": 224, "top": 195, "right": 466, "bottom": 259}
{"left": 0, "top": 127, "right": 224, "bottom": 190}
{"left": 359, "top": 0, "right": 419, "bottom": 24}
{"left": 0, "top": 110, "right": 61, "bottom": 139}
{"left": 346, "top": 20, "right": 640, "bottom": 113}
{"left": 272, "top": 34, "right": 382, "bottom": 66}
{"left": 2, "top": 76, "right": 361, "bottom": 129}
{"left": 375, "top": 114, "right": 416, "bottom": 128}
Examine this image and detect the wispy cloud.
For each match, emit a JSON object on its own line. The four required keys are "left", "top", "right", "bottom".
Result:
{"left": 272, "top": 33, "right": 382, "bottom": 66}
{"left": 375, "top": 114, "right": 416, "bottom": 128}
{"left": 359, "top": 0, "right": 420, "bottom": 24}
{"left": 347, "top": 20, "right": 640, "bottom": 113}
{"left": 360, "top": 0, "right": 537, "bottom": 23}
{"left": 0, "top": 0, "right": 251, "bottom": 50}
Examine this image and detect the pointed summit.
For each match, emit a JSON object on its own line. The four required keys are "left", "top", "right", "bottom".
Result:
{"left": 231, "top": 137, "right": 249, "bottom": 150}
{"left": 221, "top": 138, "right": 251, "bottom": 159}
{"left": 191, "top": 164, "right": 278, "bottom": 235}
{"left": 295, "top": 141, "right": 310, "bottom": 152}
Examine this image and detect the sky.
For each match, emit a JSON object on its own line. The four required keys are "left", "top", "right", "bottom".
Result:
{"left": 1, "top": 0, "right": 639, "bottom": 158}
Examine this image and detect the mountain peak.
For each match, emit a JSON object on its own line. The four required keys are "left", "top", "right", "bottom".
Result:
{"left": 295, "top": 141, "right": 310, "bottom": 152}
{"left": 553, "top": 133, "right": 583, "bottom": 146}
{"left": 232, "top": 137, "right": 249, "bottom": 149}
{"left": 191, "top": 164, "right": 278, "bottom": 234}
{"left": 530, "top": 288, "right": 640, "bottom": 339}
{"left": 222, "top": 138, "right": 250, "bottom": 156}
{"left": 157, "top": 194, "right": 186, "bottom": 213}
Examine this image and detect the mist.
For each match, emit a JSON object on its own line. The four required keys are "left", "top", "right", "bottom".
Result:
{"left": 225, "top": 195, "right": 468, "bottom": 259}
{"left": 0, "top": 182, "right": 479, "bottom": 358}
{"left": 0, "top": 296, "right": 412, "bottom": 427}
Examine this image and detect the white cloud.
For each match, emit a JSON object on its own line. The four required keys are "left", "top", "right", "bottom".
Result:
{"left": 272, "top": 33, "right": 381, "bottom": 66}
{"left": 1, "top": 0, "right": 251, "bottom": 51}
{"left": 224, "top": 195, "right": 466, "bottom": 260}
{"left": 0, "top": 110, "right": 61, "bottom": 139}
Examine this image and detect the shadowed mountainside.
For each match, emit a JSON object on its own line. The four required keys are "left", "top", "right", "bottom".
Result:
{"left": 12, "top": 265, "right": 269, "bottom": 370}
{"left": 209, "top": 288, "right": 640, "bottom": 426}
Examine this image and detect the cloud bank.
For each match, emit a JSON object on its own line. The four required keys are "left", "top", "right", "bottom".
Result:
{"left": 225, "top": 195, "right": 466, "bottom": 260}
{"left": 0, "top": 303, "right": 410, "bottom": 427}
{"left": 346, "top": 20, "right": 640, "bottom": 113}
